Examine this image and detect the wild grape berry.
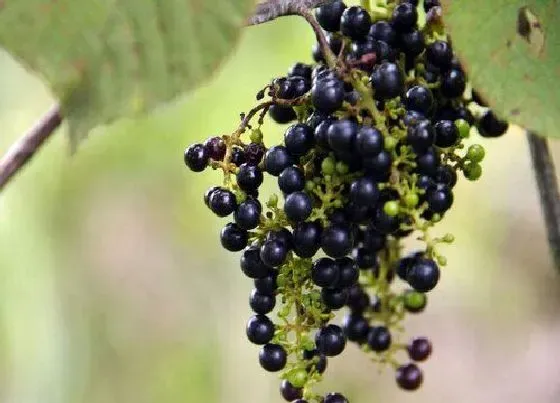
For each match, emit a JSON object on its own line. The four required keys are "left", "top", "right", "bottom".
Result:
{"left": 367, "top": 326, "right": 392, "bottom": 352}
{"left": 478, "top": 111, "right": 509, "bottom": 137}
{"left": 434, "top": 120, "right": 459, "bottom": 148}
{"left": 250, "top": 288, "right": 276, "bottom": 314}
{"left": 259, "top": 344, "right": 287, "bottom": 372}
{"left": 426, "top": 183, "right": 453, "bottom": 213}
{"left": 280, "top": 380, "right": 303, "bottom": 402}
{"left": 408, "top": 337, "right": 432, "bottom": 361}
{"left": 237, "top": 163, "right": 264, "bottom": 192}
{"left": 371, "top": 62, "right": 404, "bottom": 100}
{"left": 369, "top": 21, "right": 397, "bottom": 46}
{"left": 342, "top": 313, "right": 369, "bottom": 343}
{"left": 269, "top": 105, "right": 297, "bottom": 124}
{"left": 265, "top": 146, "right": 294, "bottom": 176}
{"left": 312, "top": 257, "right": 340, "bottom": 288}
{"left": 400, "top": 30, "right": 425, "bottom": 58}
{"left": 321, "top": 287, "right": 348, "bottom": 310}
{"left": 391, "top": 2, "right": 418, "bottom": 32}
{"left": 285, "top": 124, "right": 314, "bottom": 157}
{"left": 353, "top": 247, "right": 376, "bottom": 269}
{"left": 293, "top": 221, "right": 322, "bottom": 258}
{"left": 184, "top": 143, "right": 209, "bottom": 172}
{"left": 407, "top": 258, "right": 440, "bottom": 292}
{"left": 254, "top": 273, "right": 277, "bottom": 295}
{"left": 355, "top": 126, "right": 384, "bottom": 156}
{"left": 324, "top": 393, "right": 349, "bottom": 403}
{"left": 405, "top": 86, "right": 434, "bottom": 115}
{"left": 246, "top": 315, "right": 275, "bottom": 345}
{"left": 220, "top": 223, "right": 249, "bottom": 252}
{"left": 415, "top": 147, "right": 440, "bottom": 176}
{"left": 234, "top": 199, "right": 262, "bottom": 230}
{"left": 327, "top": 119, "right": 358, "bottom": 154}
{"left": 240, "top": 246, "right": 271, "bottom": 279}
{"left": 266, "top": 228, "right": 294, "bottom": 250}
{"left": 316, "top": 325, "right": 347, "bottom": 356}
{"left": 434, "top": 165, "right": 457, "bottom": 187}
{"left": 349, "top": 177, "right": 379, "bottom": 205}
{"left": 440, "top": 68, "right": 466, "bottom": 98}
{"left": 426, "top": 40, "right": 453, "bottom": 70}
{"left": 407, "top": 120, "right": 435, "bottom": 152}
{"left": 284, "top": 191, "right": 313, "bottom": 222}
{"left": 278, "top": 166, "right": 305, "bottom": 194}
{"left": 341, "top": 6, "right": 371, "bottom": 39}
{"left": 230, "top": 147, "right": 246, "bottom": 166}
{"left": 363, "top": 150, "right": 392, "bottom": 178}
{"left": 312, "top": 77, "right": 345, "bottom": 114}
{"left": 260, "top": 239, "right": 288, "bottom": 268}
{"left": 315, "top": 0, "right": 346, "bottom": 32}
{"left": 209, "top": 189, "right": 237, "bottom": 217}
{"left": 336, "top": 257, "right": 359, "bottom": 287}
{"left": 396, "top": 363, "right": 423, "bottom": 390}
{"left": 321, "top": 224, "right": 354, "bottom": 258}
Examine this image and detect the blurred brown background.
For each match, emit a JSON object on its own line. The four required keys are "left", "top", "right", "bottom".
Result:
{"left": 0, "top": 11, "right": 559, "bottom": 403}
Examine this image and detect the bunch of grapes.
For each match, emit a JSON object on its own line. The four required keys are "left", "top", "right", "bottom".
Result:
{"left": 184, "top": 1, "right": 507, "bottom": 401}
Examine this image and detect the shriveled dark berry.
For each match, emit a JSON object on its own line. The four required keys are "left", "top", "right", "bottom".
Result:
{"left": 203, "top": 136, "right": 226, "bottom": 160}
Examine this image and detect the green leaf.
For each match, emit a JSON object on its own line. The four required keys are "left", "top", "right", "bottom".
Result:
{"left": 442, "top": 0, "right": 560, "bottom": 138}
{"left": 0, "top": 0, "right": 256, "bottom": 148}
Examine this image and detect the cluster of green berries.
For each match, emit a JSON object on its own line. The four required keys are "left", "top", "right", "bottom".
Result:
{"left": 184, "top": 0, "right": 507, "bottom": 401}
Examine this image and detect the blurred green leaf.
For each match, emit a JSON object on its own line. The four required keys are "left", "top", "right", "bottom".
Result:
{"left": 443, "top": 0, "right": 560, "bottom": 138}
{"left": 0, "top": 0, "right": 255, "bottom": 148}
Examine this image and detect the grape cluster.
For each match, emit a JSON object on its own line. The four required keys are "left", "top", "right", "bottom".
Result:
{"left": 184, "top": 1, "right": 507, "bottom": 401}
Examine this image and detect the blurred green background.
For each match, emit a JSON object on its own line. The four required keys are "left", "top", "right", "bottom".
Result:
{"left": 0, "top": 13, "right": 559, "bottom": 403}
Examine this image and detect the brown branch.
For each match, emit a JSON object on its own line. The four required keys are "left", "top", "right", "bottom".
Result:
{"left": 248, "top": 0, "right": 334, "bottom": 25}
{"left": 0, "top": 104, "right": 62, "bottom": 192}
{"left": 527, "top": 132, "right": 560, "bottom": 271}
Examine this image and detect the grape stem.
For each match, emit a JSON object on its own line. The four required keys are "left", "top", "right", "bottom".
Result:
{"left": 0, "top": 104, "right": 62, "bottom": 193}
{"left": 527, "top": 132, "right": 560, "bottom": 270}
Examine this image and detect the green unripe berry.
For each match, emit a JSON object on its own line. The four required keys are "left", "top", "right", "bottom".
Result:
{"left": 403, "top": 290, "right": 427, "bottom": 312}
{"left": 455, "top": 119, "right": 470, "bottom": 138}
{"left": 250, "top": 128, "right": 263, "bottom": 143}
{"left": 466, "top": 144, "right": 485, "bottom": 163}
{"left": 404, "top": 192, "right": 419, "bottom": 208}
{"left": 335, "top": 161, "right": 349, "bottom": 175}
{"left": 384, "top": 200, "right": 399, "bottom": 216}
{"left": 333, "top": 199, "right": 343, "bottom": 208}
{"left": 443, "top": 233, "right": 455, "bottom": 243}
{"left": 287, "top": 368, "right": 308, "bottom": 388}
{"left": 321, "top": 157, "right": 335, "bottom": 175}
{"left": 464, "top": 162, "right": 482, "bottom": 181}
{"left": 305, "top": 181, "right": 315, "bottom": 192}
{"left": 384, "top": 136, "right": 398, "bottom": 151}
